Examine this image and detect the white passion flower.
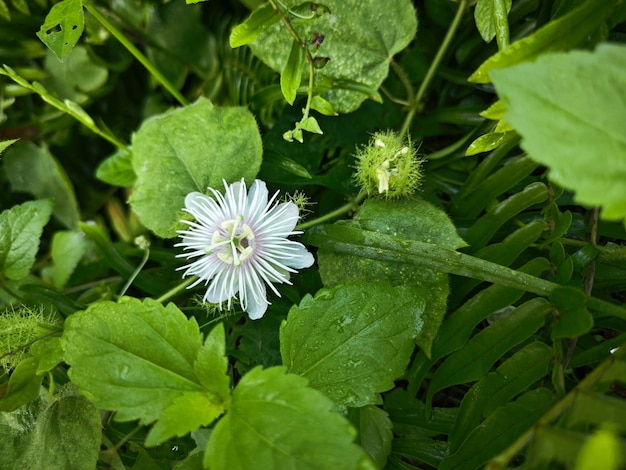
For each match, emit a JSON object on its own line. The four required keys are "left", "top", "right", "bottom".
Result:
{"left": 176, "top": 179, "right": 314, "bottom": 320}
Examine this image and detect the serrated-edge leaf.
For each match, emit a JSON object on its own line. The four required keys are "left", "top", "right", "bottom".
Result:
{"left": 0, "top": 199, "right": 54, "bottom": 281}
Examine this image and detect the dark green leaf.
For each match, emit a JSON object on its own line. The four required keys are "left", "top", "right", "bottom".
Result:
{"left": 352, "top": 405, "right": 393, "bottom": 470}
{"left": 204, "top": 366, "right": 373, "bottom": 469}
{"left": 440, "top": 388, "right": 554, "bottom": 470}
{"left": 427, "top": 298, "right": 551, "bottom": 404}
{"left": 281, "top": 283, "right": 424, "bottom": 407}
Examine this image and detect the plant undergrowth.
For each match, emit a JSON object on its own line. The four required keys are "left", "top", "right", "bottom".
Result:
{"left": 1, "top": 0, "right": 626, "bottom": 469}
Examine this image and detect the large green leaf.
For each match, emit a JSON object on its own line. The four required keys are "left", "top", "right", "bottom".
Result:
{"left": 62, "top": 298, "right": 230, "bottom": 446}
{"left": 4, "top": 142, "right": 80, "bottom": 229}
{"left": 129, "top": 97, "right": 262, "bottom": 238}
{"left": 36, "top": 0, "right": 84, "bottom": 61}
{"left": 0, "top": 385, "right": 101, "bottom": 470}
{"left": 281, "top": 282, "right": 424, "bottom": 408}
{"left": 204, "top": 366, "right": 374, "bottom": 470}
{"left": 491, "top": 44, "right": 626, "bottom": 224}
{"left": 0, "top": 200, "right": 53, "bottom": 281}
{"left": 250, "top": 0, "right": 417, "bottom": 113}
{"left": 316, "top": 198, "right": 465, "bottom": 356}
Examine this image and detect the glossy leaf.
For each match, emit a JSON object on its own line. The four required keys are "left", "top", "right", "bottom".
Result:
{"left": 250, "top": 0, "right": 417, "bottom": 113}
{"left": 440, "top": 388, "right": 554, "bottom": 470}
{"left": 449, "top": 342, "right": 553, "bottom": 451}
{"left": 281, "top": 39, "right": 305, "bottom": 105}
{"left": 4, "top": 142, "right": 80, "bottom": 229}
{"left": 316, "top": 198, "right": 464, "bottom": 356}
{"left": 129, "top": 97, "right": 262, "bottom": 238}
{"left": 352, "top": 405, "right": 393, "bottom": 470}
{"left": 36, "top": 0, "right": 84, "bottom": 61}
{"left": 0, "top": 200, "right": 53, "bottom": 281}
{"left": 427, "top": 298, "right": 551, "bottom": 404}
{"left": 281, "top": 283, "right": 424, "bottom": 407}
{"left": 230, "top": 2, "right": 281, "bottom": 48}
{"left": 491, "top": 44, "right": 626, "bottom": 224}
{"left": 204, "top": 366, "right": 373, "bottom": 470}
{"left": 62, "top": 298, "right": 230, "bottom": 446}
{"left": 474, "top": 0, "right": 511, "bottom": 43}
{"left": 469, "top": 0, "right": 614, "bottom": 83}
{"left": 466, "top": 130, "right": 517, "bottom": 156}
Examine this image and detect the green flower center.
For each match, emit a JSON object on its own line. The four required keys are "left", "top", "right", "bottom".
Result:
{"left": 205, "top": 215, "right": 255, "bottom": 266}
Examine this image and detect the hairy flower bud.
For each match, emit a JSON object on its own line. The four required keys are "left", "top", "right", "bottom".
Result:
{"left": 354, "top": 131, "right": 424, "bottom": 198}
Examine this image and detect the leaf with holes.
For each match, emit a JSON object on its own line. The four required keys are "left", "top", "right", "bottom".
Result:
{"left": 36, "top": 0, "right": 84, "bottom": 61}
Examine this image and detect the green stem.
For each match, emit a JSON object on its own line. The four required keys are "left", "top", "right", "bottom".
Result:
{"left": 156, "top": 277, "right": 196, "bottom": 304}
{"left": 305, "top": 224, "right": 626, "bottom": 320}
{"left": 486, "top": 344, "right": 626, "bottom": 469}
{"left": 83, "top": 1, "right": 189, "bottom": 107}
{"left": 296, "top": 192, "right": 366, "bottom": 231}
{"left": 118, "top": 245, "right": 150, "bottom": 298}
{"left": 400, "top": 0, "right": 469, "bottom": 136}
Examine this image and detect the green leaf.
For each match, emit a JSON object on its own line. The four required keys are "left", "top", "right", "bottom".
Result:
{"left": 0, "top": 139, "right": 18, "bottom": 155}
{"left": 43, "top": 46, "right": 108, "bottom": 104}
{"left": 311, "top": 95, "right": 338, "bottom": 116}
{"left": 474, "top": 0, "right": 512, "bottom": 43}
{"left": 491, "top": 44, "right": 626, "bottom": 224}
{"left": 567, "top": 391, "right": 626, "bottom": 431}
{"left": 0, "top": 358, "right": 43, "bottom": 412}
{"left": 0, "top": 200, "right": 53, "bottom": 281}
{"left": 250, "top": 0, "right": 417, "bottom": 113}
{"left": 281, "top": 283, "right": 424, "bottom": 408}
{"left": 4, "top": 142, "right": 80, "bottom": 229}
{"left": 96, "top": 149, "right": 137, "bottom": 187}
{"left": 469, "top": 0, "right": 614, "bottom": 83}
{"left": 0, "top": 385, "right": 101, "bottom": 470}
{"left": 204, "top": 366, "right": 373, "bottom": 470}
{"left": 440, "top": 388, "right": 554, "bottom": 470}
{"left": 427, "top": 298, "right": 551, "bottom": 405}
{"left": 351, "top": 405, "right": 393, "bottom": 470}
{"left": 465, "top": 130, "right": 517, "bottom": 156}
{"left": 262, "top": 150, "right": 312, "bottom": 178}
{"left": 48, "top": 230, "right": 88, "bottom": 288}
{"left": 36, "top": 0, "right": 84, "bottom": 62}
{"left": 0, "top": 0, "right": 9, "bottom": 21}
{"left": 281, "top": 39, "right": 306, "bottom": 105}
{"left": 30, "top": 336, "right": 65, "bottom": 375}
{"left": 316, "top": 198, "right": 465, "bottom": 356}
{"left": 230, "top": 2, "right": 281, "bottom": 48}
{"left": 62, "top": 298, "right": 230, "bottom": 446}
{"left": 449, "top": 342, "right": 553, "bottom": 451}
{"left": 576, "top": 429, "right": 623, "bottom": 470}
{"left": 550, "top": 286, "right": 594, "bottom": 339}
{"left": 129, "top": 97, "right": 262, "bottom": 238}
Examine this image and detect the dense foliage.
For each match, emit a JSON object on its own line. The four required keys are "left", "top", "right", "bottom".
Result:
{"left": 1, "top": 0, "right": 626, "bottom": 468}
